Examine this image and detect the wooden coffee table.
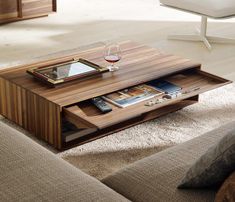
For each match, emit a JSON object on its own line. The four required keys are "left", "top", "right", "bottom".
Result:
{"left": 0, "top": 41, "right": 231, "bottom": 150}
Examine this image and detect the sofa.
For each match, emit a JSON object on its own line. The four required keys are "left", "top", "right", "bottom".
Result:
{"left": 0, "top": 121, "right": 234, "bottom": 202}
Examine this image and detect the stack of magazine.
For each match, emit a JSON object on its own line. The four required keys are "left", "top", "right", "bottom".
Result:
{"left": 147, "top": 80, "right": 182, "bottom": 96}
{"left": 102, "top": 79, "right": 182, "bottom": 108}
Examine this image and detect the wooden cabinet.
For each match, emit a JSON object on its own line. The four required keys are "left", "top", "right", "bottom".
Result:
{"left": 0, "top": 0, "right": 56, "bottom": 24}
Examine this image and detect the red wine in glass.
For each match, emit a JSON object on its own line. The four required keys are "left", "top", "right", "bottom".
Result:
{"left": 104, "top": 43, "right": 121, "bottom": 72}
{"left": 104, "top": 55, "right": 121, "bottom": 63}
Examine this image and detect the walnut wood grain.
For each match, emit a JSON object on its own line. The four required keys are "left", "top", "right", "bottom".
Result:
{"left": 21, "top": 0, "right": 53, "bottom": 17}
{"left": 0, "top": 41, "right": 231, "bottom": 149}
{"left": 0, "top": 0, "right": 18, "bottom": 21}
{"left": 0, "top": 41, "right": 202, "bottom": 106}
{"left": 0, "top": 77, "right": 62, "bottom": 147}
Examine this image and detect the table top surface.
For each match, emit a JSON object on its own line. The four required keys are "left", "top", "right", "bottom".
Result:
{"left": 0, "top": 41, "right": 200, "bottom": 107}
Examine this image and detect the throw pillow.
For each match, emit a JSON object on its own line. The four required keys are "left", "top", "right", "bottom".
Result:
{"left": 178, "top": 129, "right": 235, "bottom": 188}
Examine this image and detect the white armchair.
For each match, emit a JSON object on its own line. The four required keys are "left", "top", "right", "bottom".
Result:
{"left": 160, "top": 0, "right": 235, "bottom": 50}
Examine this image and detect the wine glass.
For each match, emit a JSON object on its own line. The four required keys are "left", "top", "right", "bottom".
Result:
{"left": 104, "top": 43, "right": 121, "bottom": 72}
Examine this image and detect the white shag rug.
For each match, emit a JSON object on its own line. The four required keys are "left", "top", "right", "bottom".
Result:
{"left": 1, "top": 83, "right": 235, "bottom": 180}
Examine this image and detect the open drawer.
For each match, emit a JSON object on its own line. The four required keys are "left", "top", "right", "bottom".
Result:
{"left": 63, "top": 69, "right": 231, "bottom": 133}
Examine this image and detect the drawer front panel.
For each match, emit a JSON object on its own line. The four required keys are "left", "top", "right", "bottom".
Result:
{"left": 22, "top": 0, "right": 53, "bottom": 17}
{"left": 0, "top": 0, "right": 18, "bottom": 20}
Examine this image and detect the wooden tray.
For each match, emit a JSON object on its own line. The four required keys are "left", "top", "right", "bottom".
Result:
{"left": 27, "top": 58, "right": 109, "bottom": 87}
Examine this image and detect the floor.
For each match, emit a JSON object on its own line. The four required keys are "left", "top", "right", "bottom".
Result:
{"left": 1, "top": 0, "right": 235, "bottom": 81}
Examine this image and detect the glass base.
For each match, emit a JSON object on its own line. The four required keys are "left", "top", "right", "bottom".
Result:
{"left": 108, "top": 65, "right": 119, "bottom": 72}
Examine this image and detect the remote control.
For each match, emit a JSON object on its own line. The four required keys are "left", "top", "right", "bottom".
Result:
{"left": 91, "top": 97, "right": 112, "bottom": 113}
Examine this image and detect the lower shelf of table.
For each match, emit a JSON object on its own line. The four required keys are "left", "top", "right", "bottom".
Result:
{"left": 61, "top": 96, "right": 198, "bottom": 149}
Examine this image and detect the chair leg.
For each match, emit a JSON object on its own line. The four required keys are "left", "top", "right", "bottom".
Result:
{"left": 200, "top": 16, "right": 207, "bottom": 37}
{"left": 207, "top": 36, "right": 235, "bottom": 44}
{"left": 167, "top": 16, "right": 235, "bottom": 50}
{"left": 168, "top": 34, "right": 201, "bottom": 41}
{"left": 201, "top": 36, "right": 212, "bottom": 50}
{"left": 168, "top": 34, "right": 212, "bottom": 50}
{"left": 168, "top": 16, "right": 212, "bottom": 50}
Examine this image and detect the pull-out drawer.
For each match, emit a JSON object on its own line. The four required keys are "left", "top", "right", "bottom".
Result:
{"left": 63, "top": 69, "right": 231, "bottom": 142}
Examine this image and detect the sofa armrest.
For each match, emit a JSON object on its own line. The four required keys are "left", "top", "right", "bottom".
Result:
{"left": 0, "top": 122, "right": 129, "bottom": 202}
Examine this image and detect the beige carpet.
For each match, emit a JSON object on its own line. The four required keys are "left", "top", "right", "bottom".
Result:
{"left": 2, "top": 83, "right": 234, "bottom": 180}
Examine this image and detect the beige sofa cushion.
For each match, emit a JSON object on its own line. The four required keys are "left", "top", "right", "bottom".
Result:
{"left": 0, "top": 122, "right": 129, "bottom": 202}
{"left": 178, "top": 128, "right": 235, "bottom": 188}
{"left": 103, "top": 121, "right": 235, "bottom": 202}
